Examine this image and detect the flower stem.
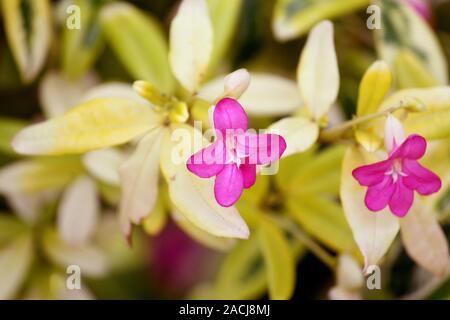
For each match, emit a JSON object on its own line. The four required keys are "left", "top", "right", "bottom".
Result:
{"left": 319, "top": 104, "right": 406, "bottom": 143}
{"left": 271, "top": 214, "right": 337, "bottom": 270}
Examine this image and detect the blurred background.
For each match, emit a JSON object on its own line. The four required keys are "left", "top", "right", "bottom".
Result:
{"left": 0, "top": 0, "right": 449, "bottom": 300}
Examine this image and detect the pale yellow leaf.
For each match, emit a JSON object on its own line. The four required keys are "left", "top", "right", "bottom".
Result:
{"left": 169, "top": 0, "right": 213, "bottom": 92}
{"left": 268, "top": 116, "right": 318, "bottom": 158}
{"left": 119, "top": 129, "right": 163, "bottom": 237}
{"left": 200, "top": 72, "right": 302, "bottom": 116}
{"left": 0, "top": 234, "right": 33, "bottom": 299}
{"left": 83, "top": 148, "right": 125, "bottom": 186}
{"left": 298, "top": 20, "right": 339, "bottom": 120}
{"left": 340, "top": 146, "right": 399, "bottom": 271}
{"left": 400, "top": 200, "right": 449, "bottom": 277}
{"left": 58, "top": 176, "right": 99, "bottom": 245}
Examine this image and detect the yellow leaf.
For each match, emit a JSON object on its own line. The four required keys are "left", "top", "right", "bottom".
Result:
{"left": 12, "top": 98, "right": 162, "bottom": 155}
{"left": 298, "top": 20, "right": 339, "bottom": 120}
{"left": 258, "top": 216, "right": 295, "bottom": 300}
{"left": 357, "top": 61, "right": 392, "bottom": 116}
{"left": 400, "top": 200, "right": 449, "bottom": 277}
{"left": 169, "top": 0, "right": 213, "bottom": 92}
{"left": 0, "top": 233, "right": 33, "bottom": 299}
{"left": 200, "top": 72, "right": 302, "bottom": 116}
{"left": 1, "top": 0, "right": 52, "bottom": 83}
{"left": 268, "top": 116, "right": 318, "bottom": 158}
{"left": 119, "top": 129, "right": 164, "bottom": 237}
{"left": 340, "top": 146, "right": 399, "bottom": 271}
{"left": 100, "top": 2, "right": 174, "bottom": 93}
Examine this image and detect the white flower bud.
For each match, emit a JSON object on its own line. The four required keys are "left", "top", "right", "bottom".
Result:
{"left": 223, "top": 68, "right": 251, "bottom": 99}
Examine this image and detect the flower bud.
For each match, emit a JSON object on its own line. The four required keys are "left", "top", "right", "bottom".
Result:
{"left": 169, "top": 101, "right": 189, "bottom": 124}
{"left": 223, "top": 68, "right": 251, "bottom": 99}
{"left": 133, "top": 80, "right": 168, "bottom": 107}
{"left": 384, "top": 114, "right": 405, "bottom": 152}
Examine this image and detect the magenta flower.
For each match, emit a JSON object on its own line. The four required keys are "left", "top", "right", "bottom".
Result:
{"left": 187, "top": 98, "right": 286, "bottom": 207}
{"left": 352, "top": 133, "right": 441, "bottom": 217}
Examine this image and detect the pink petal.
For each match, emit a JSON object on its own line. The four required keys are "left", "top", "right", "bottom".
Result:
{"left": 187, "top": 140, "right": 225, "bottom": 178}
{"left": 402, "top": 159, "right": 442, "bottom": 195}
{"left": 390, "top": 134, "right": 426, "bottom": 160}
{"left": 236, "top": 133, "right": 286, "bottom": 165}
{"left": 388, "top": 178, "right": 414, "bottom": 217}
{"left": 365, "top": 175, "right": 395, "bottom": 212}
{"left": 213, "top": 98, "right": 248, "bottom": 135}
{"left": 214, "top": 163, "right": 244, "bottom": 207}
{"left": 239, "top": 163, "right": 256, "bottom": 189}
{"left": 352, "top": 159, "right": 392, "bottom": 186}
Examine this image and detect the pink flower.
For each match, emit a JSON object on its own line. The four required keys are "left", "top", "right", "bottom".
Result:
{"left": 187, "top": 98, "right": 286, "bottom": 207}
{"left": 352, "top": 132, "right": 441, "bottom": 217}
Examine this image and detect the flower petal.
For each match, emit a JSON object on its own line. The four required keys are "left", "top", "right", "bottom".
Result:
{"left": 240, "top": 163, "right": 256, "bottom": 189}
{"left": 388, "top": 178, "right": 414, "bottom": 217}
{"left": 236, "top": 133, "right": 286, "bottom": 165}
{"left": 391, "top": 134, "right": 426, "bottom": 160}
{"left": 187, "top": 139, "right": 225, "bottom": 178}
{"left": 213, "top": 98, "right": 248, "bottom": 134}
{"left": 214, "top": 163, "right": 244, "bottom": 207}
{"left": 352, "top": 159, "right": 392, "bottom": 186}
{"left": 402, "top": 159, "right": 442, "bottom": 195}
{"left": 365, "top": 175, "right": 395, "bottom": 212}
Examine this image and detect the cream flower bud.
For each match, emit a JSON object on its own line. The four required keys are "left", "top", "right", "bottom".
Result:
{"left": 223, "top": 68, "right": 251, "bottom": 99}
{"left": 384, "top": 114, "right": 405, "bottom": 153}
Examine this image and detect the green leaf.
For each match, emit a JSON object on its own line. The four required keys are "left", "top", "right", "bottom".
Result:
{"left": 287, "top": 196, "right": 358, "bottom": 254}
{"left": 374, "top": 0, "right": 448, "bottom": 87}
{"left": 273, "top": 0, "right": 369, "bottom": 41}
{"left": 282, "top": 145, "right": 345, "bottom": 196}
{"left": 100, "top": 2, "right": 174, "bottom": 93}
{"left": 61, "top": 0, "right": 104, "bottom": 79}
{"left": 215, "top": 235, "right": 267, "bottom": 299}
{"left": 0, "top": 117, "right": 26, "bottom": 156}
{"left": 206, "top": 0, "right": 242, "bottom": 75}
{"left": 258, "top": 216, "right": 295, "bottom": 300}
{"left": 1, "top": 0, "right": 52, "bottom": 83}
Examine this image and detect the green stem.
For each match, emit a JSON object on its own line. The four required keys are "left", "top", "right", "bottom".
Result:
{"left": 271, "top": 215, "right": 337, "bottom": 270}
{"left": 319, "top": 104, "right": 406, "bottom": 143}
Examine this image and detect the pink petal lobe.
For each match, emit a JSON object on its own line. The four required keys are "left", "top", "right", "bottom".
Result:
{"left": 213, "top": 98, "right": 248, "bottom": 134}
{"left": 236, "top": 133, "right": 286, "bottom": 165}
{"left": 214, "top": 163, "right": 244, "bottom": 207}
{"left": 388, "top": 178, "right": 414, "bottom": 217}
{"left": 391, "top": 134, "right": 426, "bottom": 160}
{"left": 239, "top": 163, "right": 256, "bottom": 189}
{"left": 402, "top": 159, "right": 442, "bottom": 195}
{"left": 352, "top": 159, "right": 392, "bottom": 186}
{"left": 365, "top": 175, "right": 395, "bottom": 211}
{"left": 187, "top": 140, "right": 225, "bottom": 178}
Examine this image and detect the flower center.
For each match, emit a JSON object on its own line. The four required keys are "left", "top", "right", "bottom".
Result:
{"left": 385, "top": 159, "right": 407, "bottom": 183}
